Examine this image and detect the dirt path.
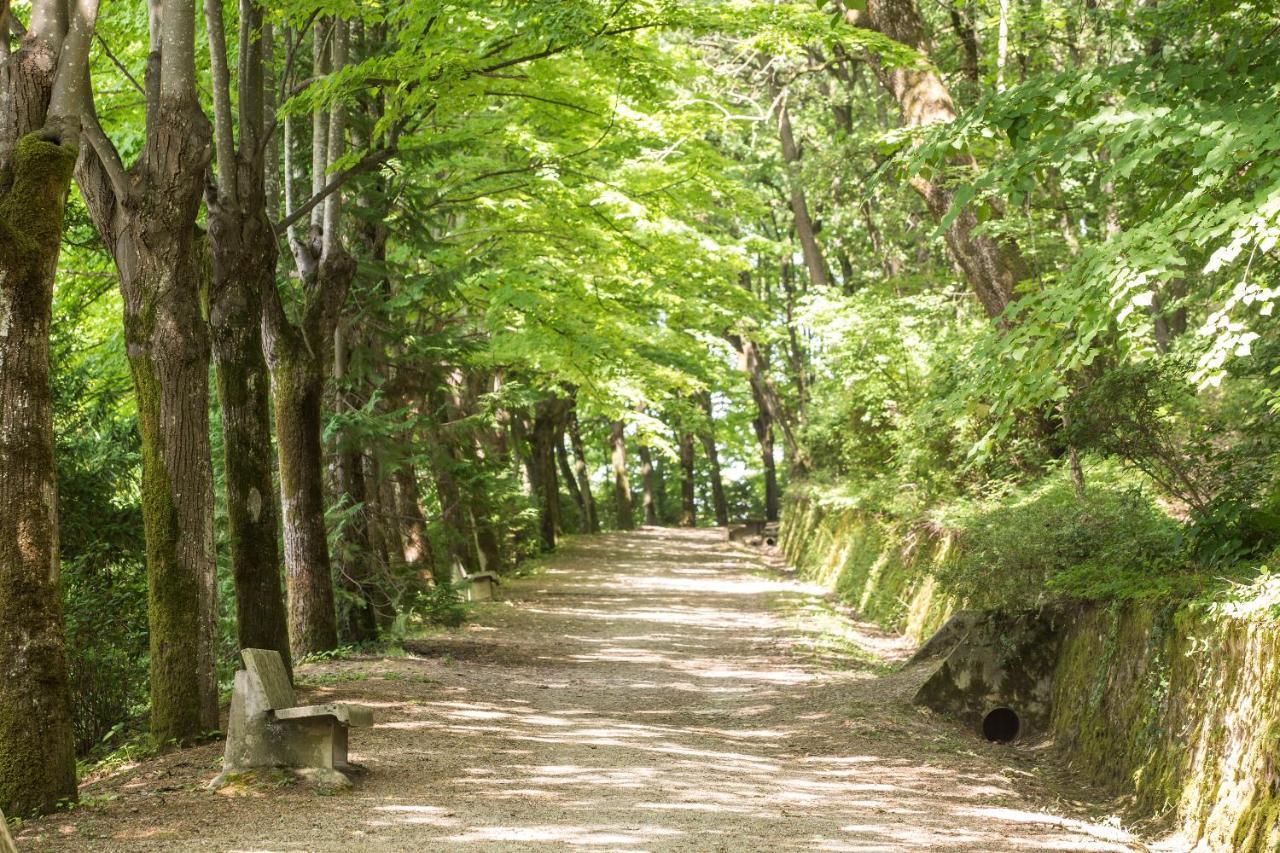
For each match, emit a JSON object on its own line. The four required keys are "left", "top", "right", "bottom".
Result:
{"left": 18, "top": 528, "right": 1144, "bottom": 852}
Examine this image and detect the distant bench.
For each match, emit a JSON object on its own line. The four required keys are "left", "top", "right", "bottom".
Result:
{"left": 727, "top": 519, "right": 780, "bottom": 547}
{"left": 452, "top": 562, "right": 499, "bottom": 601}
{"left": 210, "top": 648, "right": 373, "bottom": 789}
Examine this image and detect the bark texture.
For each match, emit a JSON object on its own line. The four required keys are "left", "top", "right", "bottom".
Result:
{"left": 78, "top": 93, "right": 220, "bottom": 743}
{"left": 208, "top": 178, "right": 291, "bottom": 674}
{"left": 205, "top": 0, "right": 291, "bottom": 674}
{"left": 264, "top": 304, "right": 343, "bottom": 657}
{"left": 0, "top": 134, "right": 78, "bottom": 816}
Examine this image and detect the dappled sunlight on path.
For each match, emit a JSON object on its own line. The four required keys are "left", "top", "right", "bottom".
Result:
{"left": 19, "top": 527, "right": 1141, "bottom": 852}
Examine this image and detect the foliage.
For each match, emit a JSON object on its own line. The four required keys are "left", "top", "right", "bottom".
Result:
{"left": 933, "top": 462, "right": 1188, "bottom": 609}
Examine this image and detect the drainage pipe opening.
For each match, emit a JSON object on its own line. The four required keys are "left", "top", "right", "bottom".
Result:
{"left": 982, "top": 707, "right": 1020, "bottom": 743}
{"left": 764, "top": 537, "right": 776, "bottom": 546}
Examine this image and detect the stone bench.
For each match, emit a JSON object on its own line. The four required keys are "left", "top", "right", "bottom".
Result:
{"left": 452, "top": 562, "right": 499, "bottom": 601}
{"left": 210, "top": 648, "right": 374, "bottom": 790}
{"left": 727, "top": 520, "right": 780, "bottom": 546}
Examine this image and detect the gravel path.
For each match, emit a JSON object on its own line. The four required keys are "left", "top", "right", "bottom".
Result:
{"left": 17, "top": 527, "right": 1145, "bottom": 852}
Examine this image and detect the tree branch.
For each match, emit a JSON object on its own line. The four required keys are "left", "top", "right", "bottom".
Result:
{"left": 95, "top": 34, "right": 145, "bottom": 95}
{"left": 273, "top": 143, "right": 395, "bottom": 233}
{"left": 80, "top": 93, "right": 129, "bottom": 202}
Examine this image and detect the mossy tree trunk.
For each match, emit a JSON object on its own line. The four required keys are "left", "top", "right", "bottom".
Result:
{"left": 264, "top": 325, "right": 340, "bottom": 658}
{"left": 267, "top": 15, "right": 357, "bottom": 656}
{"left": 0, "top": 0, "right": 99, "bottom": 812}
{"left": 0, "top": 134, "right": 79, "bottom": 816}
{"left": 204, "top": 0, "right": 292, "bottom": 675}
{"left": 79, "top": 88, "right": 220, "bottom": 744}
{"left": 207, "top": 191, "right": 291, "bottom": 674}
{"left": 609, "top": 420, "right": 634, "bottom": 530}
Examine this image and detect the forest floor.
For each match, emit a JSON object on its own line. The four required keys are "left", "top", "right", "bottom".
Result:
{"left": 17, "top": 527, "right": 1153, "bottom": 852}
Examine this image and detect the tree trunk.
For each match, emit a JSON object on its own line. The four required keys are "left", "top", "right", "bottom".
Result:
{"left": 424, "top": 388, "right": 476, "bottom": 585}
{"left": 270, "top": 354, "right": 339, "bottom": 656}
{"left": 366, "top": 455, "right": 399, "bottom": 626}
{"left": 393, "top": 463, "right": 432, "bottom": 573}
{"left": 332, "top": 323, "right": 377, "bottom": 643}
{"left": 556, "top": 436, "right": 586, "bottom": 532}
{"left": 370, "top": 458, "right": 403, "bottom": 571}
{"left": 202, "top": 0, "right": 291, "bottom": 673}
{"left": 0, "top": 134, "right": 78, "bottom": 815}
{"left": 773, "top": 86, "right": 829, "bottom": 290}
{"left": 263, "top": 252, "right": 358, "bottom": 658}
{"left": 855, "top": 0, "right": 1032, "bottom": 320}
{"left": 530, "top": 398, "right": 566, "bottom": 550}
{"left": 678, "top": 432, "right": 697, "bottom": 527}
{"left": 207, "top": 186, "right": 291, "bottom": 675}
{"left": 609, "top": 420, "right": 634, "bottom": 530}
{"left": 567, "top": 410, "right": 600, "bottom": 533}
{"left": 697, "top": 392, "right": 730, "bottom": 527}
{"left": 754, "top": 411, "right": 780, "bottom": 523}
{"left": 79, "top": 91, "right": 220, "bottom": 743}
{"left": 637, "top": 443, "right": 661, "bottom": 526}
{"left": 0, "top": 0, "right": 93, "bottom": 811}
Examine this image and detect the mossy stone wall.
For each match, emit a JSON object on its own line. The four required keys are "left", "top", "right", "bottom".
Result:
{"left": 781, "top": 493, "right": 1280, "bottom": 852}
{"left": 779, "top": 493, "right": 954, "bottom": 643}
{"left": 1051, "top": 600, "right": 1280, "bottom": 851}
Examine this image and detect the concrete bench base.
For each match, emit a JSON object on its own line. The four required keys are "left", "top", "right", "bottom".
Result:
{"left": 209, "top": 649, "right": 373, "bottom": 791}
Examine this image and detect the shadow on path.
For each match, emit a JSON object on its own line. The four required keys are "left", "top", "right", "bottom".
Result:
{"left": 18, "top": 528, "right": 1142, "bottom": 852}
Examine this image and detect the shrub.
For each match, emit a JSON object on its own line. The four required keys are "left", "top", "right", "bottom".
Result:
{"left": 934, "top": 461, "right": 1184, "bottom": 609}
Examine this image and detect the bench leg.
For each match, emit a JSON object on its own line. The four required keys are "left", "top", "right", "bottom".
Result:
{"left": 331, "top": 723, "right": 351, "bottom": 769}
{"left": 278, "top": 717, "right": 339, "bottom": 770}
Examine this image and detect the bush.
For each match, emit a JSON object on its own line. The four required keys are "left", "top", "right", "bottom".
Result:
{"left": 410, "top": 583, "right": 470, "bottom": 628}
{"left": 934, "top": 461, "right": 1184, "bottom": 609}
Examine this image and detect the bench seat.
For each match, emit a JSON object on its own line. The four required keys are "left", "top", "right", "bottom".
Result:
{"left": 275, "top": 702, "right": 374, "bottom": 727}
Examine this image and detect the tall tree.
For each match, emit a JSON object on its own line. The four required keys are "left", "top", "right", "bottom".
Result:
{"left": 637, "top": 442, "right": 662, "bottom": 526}
{"left": 696, "top": 392, "right": 730, "bottom": 526}
{"left": 567, "top": 408, "right": 600, "bottom": 533}
{"left": 0, "top": 0, "right": 99, "bottom": 814}
{"left": 849, "top": 0, "right": 1032, "bottom": 320}
{"left": 765, "top": 65, "right": 829, "bottom": 290}
{"left": 264, "top": 18, "right": 360, "bottom": 656}
{"left": 678, "top": 431, "right": 697, "bottom": 526}
{"left": 530, "top": 397, "right": 566, "bottom": 550}
{"left": 609, "top": 420, "right": 635, "bottom": 530}
{"left": 78, "top": 0, "right": 219, "bottom": 743}
{"left": 202, "top": 0, "right": 291, "bottom": 673}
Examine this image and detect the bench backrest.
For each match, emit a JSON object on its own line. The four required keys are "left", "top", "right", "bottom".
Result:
{"left": 241, "top": 648, "right": 296, "bottom": 710}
